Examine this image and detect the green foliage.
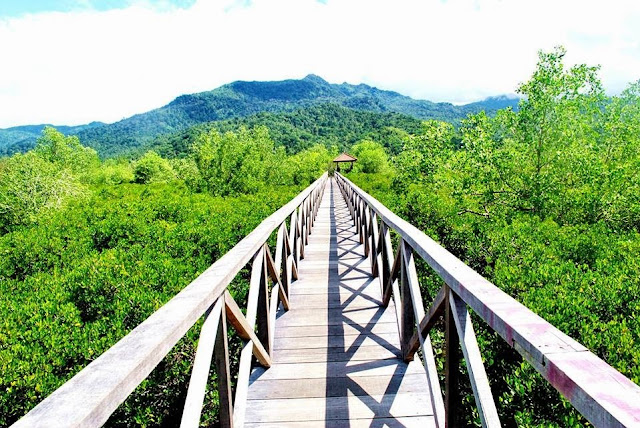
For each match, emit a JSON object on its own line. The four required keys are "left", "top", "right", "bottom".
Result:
{"left": 34, "top": 127, "right": 99, "bottom": 175}
{"left": 89, "top": 158, "right": 134, "bottom": 185}
{"left": 132, "top": 150, "right": 176, "bottom": 184}
{"left": 351, "top": 140, "right": 389, "bottom": 173}
{"left": 151, "top": 103, "right": 424, "bottom": 157}
{"left": 191, "top": 126, "right": 276, "bottom": 195}
{"left": 0, "top": 125, "right": 329, "bottom": 425}
{"left": 288, "top": 144, "right": 336, "bottom": 185}
{"left": 0, "top": 178, "right": 302, "bottom": 426}
{"left": 349, "top": 48, "right": 640, "bottom": 426}
{"left": 0, "top": 142, "right": 87, "bottom": 232}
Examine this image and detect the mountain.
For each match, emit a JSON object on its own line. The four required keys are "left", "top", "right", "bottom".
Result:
{"left": 0, "top": 122, "right": 105, "bottom": 156}
{"left": 462, "top": 95, "right": 521, "bottom": 112}
{"left": 0, "top": 75, "right": 520, "bottom": 157}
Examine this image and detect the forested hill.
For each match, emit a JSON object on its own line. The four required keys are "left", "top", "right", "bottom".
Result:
{"left": 0, "top": 75, "right": 518, "bottom": 157}
{"left": 150, "top": 104, "right": 425, "bottom": 157}
{"left": 0, "top": 122, "right": 105, "bottom": 156}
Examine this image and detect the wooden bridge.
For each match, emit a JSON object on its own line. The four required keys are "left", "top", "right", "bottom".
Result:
{"left": 13, "top": 174, "right": 640, "bottom": 427}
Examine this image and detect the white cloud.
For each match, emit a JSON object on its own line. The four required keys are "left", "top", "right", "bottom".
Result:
{"left": 0, "top": 0, "right": 638, "bottom": 127}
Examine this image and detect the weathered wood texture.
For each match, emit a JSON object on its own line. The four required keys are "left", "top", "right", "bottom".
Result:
{"left": 336, "top": 172, "right": 640, "bottom": 428}
{"left": 246, "top": 179, "right": 437, "bottom": 427}
{"left": 13, "top": 174, "right": 328, "bottom": 428}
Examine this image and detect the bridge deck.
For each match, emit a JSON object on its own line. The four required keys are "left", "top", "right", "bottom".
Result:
{"left": 246, "top": 179, "right": 436, "bottom": 427}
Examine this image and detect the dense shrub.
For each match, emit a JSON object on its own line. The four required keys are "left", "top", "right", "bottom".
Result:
{"left": 347, "top": 48, "right": 640, "bottom": 427}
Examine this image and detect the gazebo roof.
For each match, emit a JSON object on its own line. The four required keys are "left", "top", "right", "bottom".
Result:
{"left": 333, "top": 153, "right": 357, "bottom": 162}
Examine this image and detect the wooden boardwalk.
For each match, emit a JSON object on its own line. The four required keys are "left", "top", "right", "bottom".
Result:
{"left": 15, "top": 173, "right": 640, "bottom": 428}
{"left": 245, "top": 179, "right": 436, "bottom": 427}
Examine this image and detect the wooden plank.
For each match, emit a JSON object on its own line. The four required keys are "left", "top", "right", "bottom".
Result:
{"left": 243, "top": 416, "right": 436, "bottom": 428}
{"left": 275, "top": 306, "right": 396, "bottom": 327}
{"left": 288, "top": 294, "right": 385, "bottom": 310}
{"left": 336, "top": 173, "right": 640, "bottom": 427}
{"left": 180, "top": 298, "right": 223, "bottom": 428}
{"left": 249, "top": 359, "right": 424, "bottom": 382}
{"left": 271, "top": 345, "right": 400, "bottom": 364}
{"left": 244, "top": 392, "right": 433, "bottom": 423}
{"left": 449, "top": 291, "right": 500, "bottom": 428}
{"left": 289, "top": 282, "right": 382, "bottom": 298}
{"left": 247, "top": 373, "right": 429, "bottom": 399}
{"left": 224, "top": 290, "right": 271, "bottom": 368}
{"left": 243, "top": 179, "right": 436, "bottom": 427}
{"left": 13, "top": 174, "right": 328, "bottom": 428}
{"left": 274, "top": 322, "right": 399, "bottom": 338}
{"left": 273, "top": 332, "right": 400, "bottom": 350}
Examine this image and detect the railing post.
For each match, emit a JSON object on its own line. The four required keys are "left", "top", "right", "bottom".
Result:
{"left": 399, "top": 241, "right": 415, "bottom": 361}
{"left": 363, "top": 204, "right": 370, "bottom": 257}
{"left": 370, "top": 210, "right": 379, "bottom": 277}
{"left": 257, "top": 247, "right": 271, "bottom": 355}
{"left": 444, "top": 285, "right": 460, "bottom": 428}
{"left": 289, "top": 210, "right": 300, "bottom": 274}
{"left": 180, "top": 298, "right": 224, "bottom": 428}
{"left": 380, "top": 223, "right": 394, "bottom": 304}
{"left": 215, "top": 296, "right": 233, "bottom": 428}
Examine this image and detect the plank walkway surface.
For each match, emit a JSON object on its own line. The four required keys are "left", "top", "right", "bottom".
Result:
{"left": 246, "top": 179, "right": 436, "bottom": 427}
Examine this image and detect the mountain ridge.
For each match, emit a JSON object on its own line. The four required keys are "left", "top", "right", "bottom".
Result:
{"left": 0, "top": 75, "right": 520, "bottom": 157}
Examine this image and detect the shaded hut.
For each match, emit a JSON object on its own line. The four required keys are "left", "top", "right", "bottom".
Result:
{"left": 333, "top": 153, "right": 357, "bottom": 172}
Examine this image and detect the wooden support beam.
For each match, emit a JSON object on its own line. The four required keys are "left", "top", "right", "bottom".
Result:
{"left": 224, "top": 291, "right": 272, "bottom": 367}
{"left": 264, "top": 244, "right": 290, "bottom": 311}
{"left": 406, "top": 286, "right": 446, "bottom": 359}
{"left": 382, "top": 243, "right": 402, "bottom": 306}
{"left": 449, "top": 291, "right": 500, "bottom": 428}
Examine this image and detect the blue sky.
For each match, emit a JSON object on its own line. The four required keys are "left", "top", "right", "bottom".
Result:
{"left": 0, "top": 0, "right": 196, "bottom": 17}
{"left": 0, "top": 0, "right": 639, "bottom": 128}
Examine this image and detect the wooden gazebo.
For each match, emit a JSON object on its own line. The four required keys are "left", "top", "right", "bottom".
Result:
{"left": 333, "top": 152, "right": 357, "bottom": 172}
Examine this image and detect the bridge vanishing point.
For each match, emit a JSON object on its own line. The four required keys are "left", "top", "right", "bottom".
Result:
{"left": 13, "top": 173, "right": 640, "bottom": 427}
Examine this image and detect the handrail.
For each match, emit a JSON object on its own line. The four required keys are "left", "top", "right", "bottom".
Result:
{"left": 335, "top": 172, "right": 640, "bottom": 428}
{"left": 13, "top": 173, "right": 328, "bottom": 428}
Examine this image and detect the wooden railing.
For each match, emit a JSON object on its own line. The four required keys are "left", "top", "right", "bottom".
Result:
{"left": 335, "top": 172, "right": 640, "bottom": 428}
{"left": 13, "top": 173, "right": 328, "bottom": 428}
